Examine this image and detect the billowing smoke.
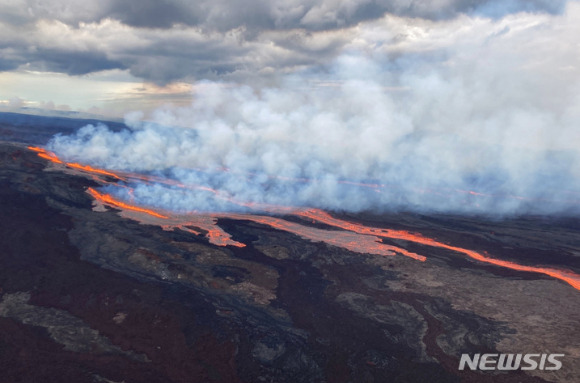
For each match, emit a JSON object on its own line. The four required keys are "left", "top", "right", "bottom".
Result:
{"left": 48, "top": 6, "right": 580, "bottom": 216}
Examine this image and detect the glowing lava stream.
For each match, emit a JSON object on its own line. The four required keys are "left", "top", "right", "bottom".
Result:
{"left": 28, "top": 146, "right": 580, "bottom": 290}
{"left": 67, "top": 163, "right": 126, "bottom": 181}
{"left": 86, "top": 186, "right": 424, "bottom": 259}
{"left": 298, "top": 209, "right": 580, "bottom": 290}
{"left": 213, "top": 213, "right": 426, "bottom": 261}
{"left": 28, "top": 146, "right": 126, "bottom": 181}
{"left": 87, "top": 188, "right": 168, "bottom": 219}
{"left": 28, "top": 146, "right": 63, "bottom": 164}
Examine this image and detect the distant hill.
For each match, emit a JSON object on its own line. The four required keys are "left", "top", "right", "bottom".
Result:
{"left": 0, "top": 111, "right": 128, "bottom": 145}
{"left": 0, "top": 107, "right": 124, "bottom": 121}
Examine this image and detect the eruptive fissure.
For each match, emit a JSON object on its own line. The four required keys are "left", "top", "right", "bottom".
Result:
{"left": 28, "top": 146, "right": 580, "bottom": 290}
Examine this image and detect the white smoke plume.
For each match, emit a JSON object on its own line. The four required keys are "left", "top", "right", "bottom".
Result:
{"left": 48, "top": 5, "right": 580, "bottom": 215}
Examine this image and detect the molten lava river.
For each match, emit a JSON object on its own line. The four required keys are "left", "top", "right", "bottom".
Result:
{"left": 29, "top": 146, "right": 580, "bottom": 291}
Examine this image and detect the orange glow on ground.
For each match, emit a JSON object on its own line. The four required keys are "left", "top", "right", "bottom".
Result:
{"left": 87, "top": 187, "right": 169, "bottom": 219}
{"left": 168, "top": 216, "right": 246, "bottom": 248}
{"left": 27, "top": 146, "right": 580, "bottom": 290}
{"left": 299, "top": 209, "right": 580, "bottom": 290}
{"left": 28, "top": 146, "right": 63, "bottom": 164}
{"left": 67, "top": 162, "right": 126, "bottom": 181}
{"left": 27, "top": 146, "right": 48, "bottom": 153}
{"left": 209, "top": 213, "right": 426, "bottom": 261}
{"left": 28, "top": 146, "right": 125, "bottom": 180}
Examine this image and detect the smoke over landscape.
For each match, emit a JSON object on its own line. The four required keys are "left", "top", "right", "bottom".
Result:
{"left": 4, "top": 2, "right": 580, "bottom": 383}
{"left": 46, "top": 3, "right": 580, "bottom": 215}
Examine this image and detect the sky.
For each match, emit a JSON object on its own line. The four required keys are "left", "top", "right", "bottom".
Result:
{"left": 3, "top": 0, "right": 580, "bottom": 215}
{"left": 0, "top": 0, "right": 575, "bottom": 117}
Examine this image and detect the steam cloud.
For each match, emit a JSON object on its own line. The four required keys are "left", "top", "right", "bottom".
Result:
{"left": 48, "top": 7, "right": 580, "bottom": 216}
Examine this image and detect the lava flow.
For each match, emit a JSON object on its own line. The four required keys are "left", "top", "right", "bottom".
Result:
{"left": 299, "top": 208, "right": 580, "bottom": 290}
{"left": 85, "top": 186, "right": 419, "bottom": 257}
{"left": 210, "top": 213, "right": 426, "bottom": 261}
{"left": 27, "top": 145, "right": 580, "bottom": 290}
{"left": 87, "top": 187, "right": 169, "bottom": 219}
{"left": 28, "top": 146, "right": 63, "bottom": 164}
{"left": 87, "top": 186, "right": 246, "bottom": 248}
{"left": 28, "top": 146, "right": 126, "bottom": 182}
{"left": 67, "top": 162, "right": 126, "bottom": 181}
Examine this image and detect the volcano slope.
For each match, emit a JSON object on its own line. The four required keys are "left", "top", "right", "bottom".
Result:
{"left": 0, "top": 137, "right": 579, "bottom": 383}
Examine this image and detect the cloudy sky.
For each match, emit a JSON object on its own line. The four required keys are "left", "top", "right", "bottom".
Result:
{"left": 0, "top": 0, "right": 576, "bottom": 117}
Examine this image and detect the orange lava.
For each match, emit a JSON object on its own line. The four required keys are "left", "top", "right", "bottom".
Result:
{"left": 28, "top": 146, "right": 125, "bottom": 181}
{"left": 385, "top": 230, "right": 580, "bottom": 290}
{"left": 210, "top": 213, "right": 425, "bottom": 260}
{"left": 299, "top": 209, "right": 580, "bottom": 290}
{"left": 170, "top": 216, "right": 246, "bottom": 248}
{"left": 87, "top": 187, "right": 169, "bottom": 219}
{"left": 28, "top": 146, "right": 63, "bottom": 164}
{"left": 27, "top": 146, "right": 580, "bottom": 290}
{"left": 85, "top": 187, "right": 246, "bottom": 247}
{"left": 67, "top": 162, "right": 126, "bottom": 181}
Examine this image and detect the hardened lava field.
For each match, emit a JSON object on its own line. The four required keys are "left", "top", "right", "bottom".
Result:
{"left": 1, "top": 139, "right": 579, "bottom": 383}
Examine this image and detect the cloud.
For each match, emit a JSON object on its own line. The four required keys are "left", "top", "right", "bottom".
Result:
{"left": 12, "top": 0, "right": 569, "bottom": 30}
{"left": 47, "top": 4, "right": 580, "bottom": 216}
{"left": 0, "top": 0, "right": 571, "bottom": 84}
